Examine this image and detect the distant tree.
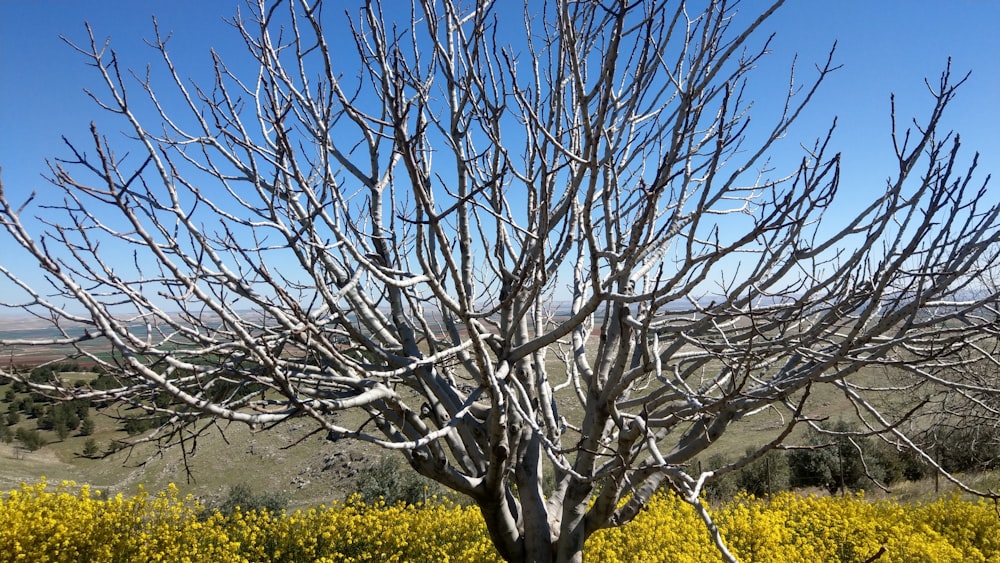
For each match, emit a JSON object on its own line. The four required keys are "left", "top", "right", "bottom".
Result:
{"left": 79, "top": 417, "right": 95, "bottom": 437}
{"left": 908, "top": 357, "right": 1000, "bottom": 474}
{"left": 36, "top": 403, "right": 79, "bottom": 434}
{"left": 70, "top": 399, "right": 91, "bottom": 420}
{"left": 735, "top": 449, "right": 789, "bottom": 498}
{"left": 787, "top": 422, "right": 873, "bottom": 495}
{"left": 935, "top": 426, "right": 1000, "bottom": 474}
{"left": 54, "top": 419, "right": 70, "bottom": 441}
{"left": 704, "top": 455, "right": 738, "bottom": 501}
{"left": 82, "top": 438, "right": 100, "bottom": 457}
{"left": 90, "top": 373, "right": 119, "bottom": 391}
{"left": 28, "top": 366, "right": 55, "bottom": 384}
{"left": 868, "top": 440, "right": 928, "bottom": 484}
{"left": 122, "top": 416, "right": 152, "bottom": 436}
{"left": 105, "top": 441, "right": 124, "bottom": 455}
{"left": 15, "top": 427, "right": 46, "bottom": 451}
{"left": 705, "top": 449, "right": 789, "bottom": 501}
{"left": 64, "top": 408, "right": 81, "bottom": 431}
{"left": 1, "top": 1, "right": 998, "bottom": 561}
{"left": 35, "top": 407, "right": 53, "bottom": 430}
{"left": 787, "top": 445, "right": 835, "bottom": 492}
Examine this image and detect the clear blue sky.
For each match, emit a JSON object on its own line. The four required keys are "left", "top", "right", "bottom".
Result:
{"left": 0, "top": 1, "right": 997, "bottom": 311}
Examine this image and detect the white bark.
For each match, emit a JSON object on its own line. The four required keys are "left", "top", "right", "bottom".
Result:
{"left": 1, "top": 1, "right": 998, "bottom": 561}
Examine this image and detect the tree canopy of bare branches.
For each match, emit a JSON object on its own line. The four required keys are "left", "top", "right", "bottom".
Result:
{"left": 1, "top": 1, "right": 998, "bottom": 561}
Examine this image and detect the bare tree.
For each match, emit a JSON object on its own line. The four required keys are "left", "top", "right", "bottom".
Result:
{"left": 1, "top": 1, "right": 998, "bottom": 561}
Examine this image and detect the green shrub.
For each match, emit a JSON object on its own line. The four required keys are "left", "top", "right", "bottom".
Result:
{"left": 79, "top": 417, "right": 95, "bottom": 436}
{"left": 15, "top": 396, "right": 33, "bottom": 415}
{"left": 938, "top": 426, "right": 1000, "bottom": 473}
{"left": 208, "top": 483, "right": 288, "bottom": 518}
{"left": 14, "top": 427, "right": 46, "bottom": 451}
{"left": 705, "top": 454, "right": 739, "bottom": 501}
{"left": 355, "top": 456, "right": 441, "bottom": 506}
{"left": 35, "top": 406, "right": 53, "bottom": 430}
{"left": 122, "top": 415, "right": 152, "bottom": 435}
{"left": 82, "top": 438, "right": 100, "bottom": 458}
{"left": 869, "top": 440, "right": 929, "bottom": 484}
{"left": 736, "top": 449, "right": 789, "bottom": 497}
{"left": 706, "top": 449, "right": 790, "bottom": 501}
{"left": 787, "top": 421, "right": 870, "bottom": 494}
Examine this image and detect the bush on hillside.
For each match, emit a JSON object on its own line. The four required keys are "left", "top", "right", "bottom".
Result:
{"left": 81, "top": 438, "right": 100, "bottom": 458}
{"left": 207, "top": 483, "right": 288, "bottom": 518}
{"left": 14, "top": 427, "right": 46, "bottom": 451}
{"left": 706, "top": 449, "right": 790, "bottom": 501}
{"left": 787, "top": 421, "right": 874, "bottom": 494}
{"left": 355, "top": 456, "right": 442, "bottom": 506}
{"left": 937, "top": 425, "right": 1000, "bottom": 473}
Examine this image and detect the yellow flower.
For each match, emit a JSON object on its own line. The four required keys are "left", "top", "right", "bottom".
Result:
{"left": 3, "top": 480, "right": 999, "bottom": 562}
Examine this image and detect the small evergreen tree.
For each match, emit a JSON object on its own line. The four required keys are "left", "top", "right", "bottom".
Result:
{"left": 122, "top": 416, "right": 151, "bottom": 435}
{"left": 36, "top": 407, "right": 53, "bottom": 430}
{"left": 79, "top": 417, "right": 95, "bottom": 436}
{"left": 55, "top": 419, "right": 70, "bottom": 441}
{"left": 82, "top": 438, "right": 100, "bottom": 457}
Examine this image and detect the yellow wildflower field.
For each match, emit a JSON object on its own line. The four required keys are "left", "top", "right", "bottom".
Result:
{"left": 2, "top": 479, "right": 998, "bottom": 562}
